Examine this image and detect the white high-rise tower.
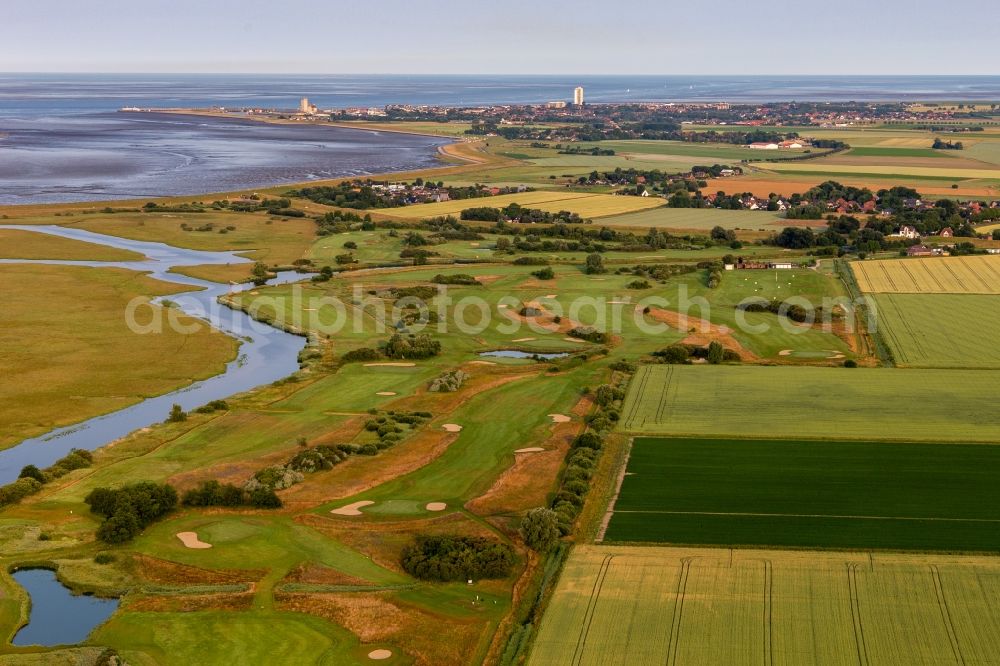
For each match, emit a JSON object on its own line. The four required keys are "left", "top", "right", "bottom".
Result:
{"left": 573, "top": 86, "right": 585, "bottom": 106}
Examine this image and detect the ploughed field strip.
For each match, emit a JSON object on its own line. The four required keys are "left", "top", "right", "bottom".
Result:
{"left": 619, "top": 364, "right": 1000, "bottom": 441}
{"left": 530, "top": 545, "right": 1000, "bottom": 666}
{"left": 603, "top": 437, "right": 1000, "bottom": 551}
{"left": 852, "top": 254, "right": 1000, "bottom": 294}
{"left": 870, "top": 293, "right": 1000, "bottom": 368}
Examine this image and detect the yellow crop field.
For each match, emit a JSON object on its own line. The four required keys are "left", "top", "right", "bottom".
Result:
{"left": 852, "top": 255, "right": 1000, "bottom": 294}
{"left": 530, "top": 545, "right": 1000, "bottom": 666}
{"left": 378, "top": 191, "right": 664, "bottom": 219}
{"left": 761, "top": 161, "right": 1000, "bottom": 179}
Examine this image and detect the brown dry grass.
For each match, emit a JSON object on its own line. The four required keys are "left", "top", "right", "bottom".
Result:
{"left": 127, "top": 554, "right": 265, "bottom": 585}
{"left": 282, "top": 562, "right": 373, "bottom": 587}
{"left": 124, "top": 592, "right": 255, "bottom": 612}
{"left": 276, "top": 591, "right": 489, "bottom": 666}
{"left": 644, "top": 306, "right": 759, "bottom": 361}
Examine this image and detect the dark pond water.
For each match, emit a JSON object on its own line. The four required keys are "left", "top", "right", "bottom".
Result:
{"left": 479, "top": 350, "right": 569, "bottom": 359}
{"left": 10, "top": 568, "right": 118, "bottom": 646}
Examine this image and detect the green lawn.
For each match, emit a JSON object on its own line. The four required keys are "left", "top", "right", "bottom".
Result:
{"left": 604, "top": 437, "right": 1000, "bottom": 550}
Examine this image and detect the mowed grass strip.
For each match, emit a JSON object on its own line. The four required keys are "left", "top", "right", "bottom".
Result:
{"left": 0, "top": 228, "right": 144, "bottom": 261}
{"left": 529, "top": 545, "right": 1000, "bottom": 666}
{"left": 604, "top": 437, "right": 1000, "bottom": 550}
{"left": 853, "top": 255, "right": 1000, "bottom": 294}
{"left": 870, "top": 293, "right": 1000, "bottom": 368}
{"left": 619, "top": 364, "right": 1000, "bottom": 442}
{"left": 377, "top": 190, "right": 663, "bottom": 219}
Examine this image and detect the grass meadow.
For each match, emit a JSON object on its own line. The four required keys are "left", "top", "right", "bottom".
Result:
{"left": 378, "top": 191, "right": 663, "bottom": 220}
{"left": 0, "top": 265, "right": 236, "bottom": 449}
{"left": 530, "top": 545, "right": 1000, "bottom": 666}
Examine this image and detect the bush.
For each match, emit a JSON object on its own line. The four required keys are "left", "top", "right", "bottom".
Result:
{"left": 568, "top": 326, "right": 610, "bottom": 344}
{"left": 401, "top": 535, "right": 516, "bottom": 581}
{"left": 249, "top": 488, "right": 283, "bottom": 508}
{"left": 94, "top": 553, "right": 116, "bottom": 565}
{"left": 707, "top": 341, "right": 725, "bottom": 365}
{"left": 654, "top": 344, "right": 690, "bottom": 364}
{"left": 571, "top": 432, "right": 604, "bottom": 451}
{"left": 341, "top": 347, "right": 382, "bottom": 362}
{"left": 166, "top": 404, "right": 187, "bottom": 423}
{"left": 844, "top": 359, "right": 858, "bottom": 368}
{"left": 431, "top": 273, "right": 479, "bottom": 285}
{"left": 0, "top": 477, "right": 43, "bottom": 507}
{"left": 520, "top": 508, "right": 561, "bottom": 552}
{"left": 531, "top": 267, "right": 555, "bottom": 280}
{"left": 18, "top": 465, "right": 45, "bottom": 483}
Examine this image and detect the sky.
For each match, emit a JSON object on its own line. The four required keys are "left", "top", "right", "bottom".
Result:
{"left": 3, "top": 0, "right": 997, "bottom": 75}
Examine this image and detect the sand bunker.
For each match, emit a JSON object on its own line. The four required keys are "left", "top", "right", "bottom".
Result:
{"left": 375, "top": 391, "right": 397, "bottom": 396}
{"left": 778, "top": 349, "right": 793, "bottom": 356}
{"left": 364, "top": 362, "right": 416, "bottom": 367}
{"left": 426, "top": 502, "right": 447, "bottom": 512}
{"left": 368, "top": 649, "right": 393, "bottom": 660}
{"left": 497, "top": 304, "right": 509, "bottom": 309}
{"left": 512, "top": 337, "right": 536, "bottom": 342}
{"left": 330, "top": 500, "right": 375, "bottom": 516}
{"left": 563, "top": 337, "right": 587, "bottom": 343}
{"left": 515, "top": 447, "right": 545, "bottom": 453}
{"left": 442, "top": 424, "right": 463, "bottom": 432}
{"left": 467, "top": 360, "right": 496, "bottom": 366}
{"left": 544, "top": 294, "right": 557, "bottom": 299}
{"left": 176, "top": 532, "right": 212, "bottom": 549}
{"left": 549, "top": 414, "right": 571, "bottom": 423}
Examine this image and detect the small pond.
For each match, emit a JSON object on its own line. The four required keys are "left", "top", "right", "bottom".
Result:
{"left": 479, "top": 350, "right": 570, "bottom": 360}
{"left": 11, "top": 568, "right": 119, "bottom": 646}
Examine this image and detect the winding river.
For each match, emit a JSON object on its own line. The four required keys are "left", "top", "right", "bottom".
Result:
{"left": 0, "top": 224, "right": 308, "bottom": 484}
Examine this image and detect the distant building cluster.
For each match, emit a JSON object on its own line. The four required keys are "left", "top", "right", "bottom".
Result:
{"left": 299, "top": 97, "right": 319, "bottom": 115}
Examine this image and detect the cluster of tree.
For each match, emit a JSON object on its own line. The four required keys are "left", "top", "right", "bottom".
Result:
{"left": 430, "top": 273, "right": 479, "bottom": 285}
{"left": 584, "top": 253, "right": 605, "bottom": 274}
{"left": 363, "top": 411, "right": 432, "bottom": 451}
{"left": 1, "top": 449, "right": 93, "bottom": 508}
{"left": 737, "top": 297, "right": 827, "bottom": 323}
{"left": 616, "top": 262, "right": 699, "bottom": 282}
{"left": 401, "top": 535, "right": 517, "bottom": 581}
{"left": 568, "top": 326, "right": 610, "bottom": 344}
{"left": 181, "top": 480, "right": 281, "bottom": 509}
{"left": 706, "top": 261, "right": 724, "bottom": 288}
{"left": 314, "top": 210, "right": 373, "bottom": 236}
{"left": 460, "top": 204, "right": 585, "bottom": 225}
{"left": 559, "top": 146, "right": 615, "bottom": 156}
{"left": 384, "top": 333, "right": 441, "bottom": 359}
{"left": 932, "top": 138, "right": 964, "bottom": 150}
{"left": 429, "top": 369, "right": 468, "bottom": 393}
{"left": 653, "top": 342, "right": 738, "bottom": 365}
{"left": 85, "top": 482, "right": 178, "bottom": 544}
{"left": 548, "top": 441, "right": 597, "bottom": 535}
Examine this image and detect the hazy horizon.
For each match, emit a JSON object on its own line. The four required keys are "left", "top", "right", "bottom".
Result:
{"left": 5, "top": 0, "right": 998, "bottom": 76}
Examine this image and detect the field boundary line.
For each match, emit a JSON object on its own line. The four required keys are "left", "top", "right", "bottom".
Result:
{"left": 595, "top": 437, "right": 633, "bottom": 543}
{"left": 665, "top": 558, "right": 692, "bottom": 666}
{"left": 931, "top": 565, "right": 967, "bottom": 665}
{"left": 762, "top": 559, "right": 774, "bottom": 666}
{"left": 610, "top": 510, "right": 1000, "bottom": 523}
{"left": 570, "top": 554, "right": 615, "bottom": 666}
{"left": 846, "top": 564, "right": 871, "bottom": 666}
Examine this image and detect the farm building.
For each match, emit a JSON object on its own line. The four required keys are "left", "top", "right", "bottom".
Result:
{"left": 748, "top": 142, "right": 780, "bottom": 150}
{"left": 907, "top": 245, "right": 936, "bottom": 257}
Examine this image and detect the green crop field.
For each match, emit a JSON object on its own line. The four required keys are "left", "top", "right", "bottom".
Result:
{"left": 620, "top": 364, "right": 1000, "bottom": 441}
{"left": 845, "top": 146, "right": 950, "bottom": 158}
{"left": 530, "top": 545, "right": 1000, "bottom": 666}
{"left": 760, "top": 161, "right": 1000, "bottom": 180}
{"left": 597, "top": 206, "right": 786, "bottom": 230}
{"left": 603, "top": 436, "right": 1000, "bottom": 550}
{"left": 871, "top": 293, "right": 1000, "bottom": 368}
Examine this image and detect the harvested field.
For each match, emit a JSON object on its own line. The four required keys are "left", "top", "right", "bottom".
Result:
{"left": 598, "top": 206, "right": 785, "bottom": 231}
{"left": 377, "top": 190, "right": 662, "bottom": 220}
{"left": 852, "top": 255, "right": 1000, "bottom": 294}
{"left": 530, "top": 545, "right": 1000, "bottom": 666}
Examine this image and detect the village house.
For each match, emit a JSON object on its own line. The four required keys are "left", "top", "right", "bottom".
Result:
{"left": 894, "top": 225, "right": 920, "bottom": 240}
{"left": 939, "top": 227, "right": 954, "bottom": 237}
